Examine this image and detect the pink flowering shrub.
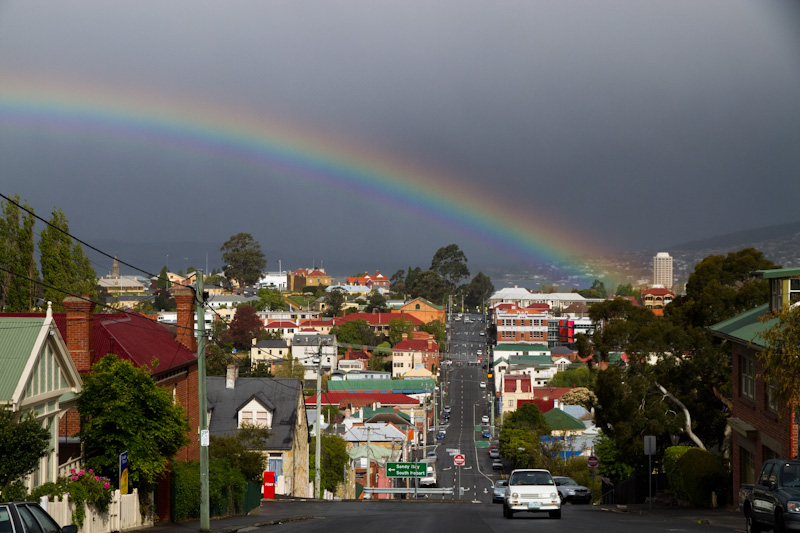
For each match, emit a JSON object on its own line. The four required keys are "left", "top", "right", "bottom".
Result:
{"left": 31, "top": 469, "right": 113, "bottom": 527}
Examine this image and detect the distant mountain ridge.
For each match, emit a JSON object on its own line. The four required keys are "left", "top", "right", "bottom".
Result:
{"left": 668, "top": 220, "right": 800, "bottom": 253}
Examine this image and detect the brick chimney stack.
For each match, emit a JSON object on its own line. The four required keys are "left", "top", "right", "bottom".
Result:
{"left": 63, "top": 296, "right": 95, "bottom": 373}
{"left": 173, "top": 286, "right": 197, "bottom": 353}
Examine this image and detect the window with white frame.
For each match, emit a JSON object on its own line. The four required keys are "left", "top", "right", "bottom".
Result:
{"left": 740, "top": 352, "right": 755, "bottom": 400}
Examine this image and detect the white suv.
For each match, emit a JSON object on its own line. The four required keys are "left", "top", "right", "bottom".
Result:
{"left": 503, "top": 468, "right": 561, "bottom": 519}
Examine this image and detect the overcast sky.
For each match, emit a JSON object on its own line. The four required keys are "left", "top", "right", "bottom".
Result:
{"left": 1, "top": 1, "right": 799, "bottom": 277}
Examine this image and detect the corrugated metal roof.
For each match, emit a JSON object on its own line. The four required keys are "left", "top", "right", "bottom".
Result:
{"left": 327, "top": 378, "right": 435, "bottom": 393}
{"left": 544, "top": 408, "right": 585, "bottom": 430}
{"left": 0, "top": 318, "right": 45, "bottom": 401}
{"left": 709, "top": 303, "right": 773, "bottom": 348}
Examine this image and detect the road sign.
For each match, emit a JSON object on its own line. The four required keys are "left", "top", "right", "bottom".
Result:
{"left": 587, "top": 455, "right": 599, "bottom": 467}
{"left": 386, "top": 462, "right": 426, "bottom": 478}
{"left": 454, "top": 454, "right": 465, "bottom": 466}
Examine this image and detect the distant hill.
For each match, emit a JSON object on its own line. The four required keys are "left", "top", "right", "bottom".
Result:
{"left": 669, "top": 220, "right": 800, "bottom": 254}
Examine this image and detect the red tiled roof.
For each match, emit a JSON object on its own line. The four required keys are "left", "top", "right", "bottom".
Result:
{"left": 642, "top": 288, "right": 674, "bottom": 296}
{"left": 517, "top": 398, "right": 555, "bottom": 413}
{"left": 504, "top": 374, "right": 532, "bottom": 393}
{"left": 265, "top": 320, "right": 298, "bottom": 328}
{"left": 526, "top": 303, "right": 551, "bottom": 310}
{"left": 393, "top": 338, "right": 439, "bottom": 352}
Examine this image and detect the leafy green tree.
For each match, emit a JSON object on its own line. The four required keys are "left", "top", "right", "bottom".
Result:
{"left": 594, "top": 433, "right": 636, "bottom": 484}
{"left": 407, "top": 270, "right": 447, "bottom": 303}
{"left": 157, "top": 266, "right": 169, "bottom": 289}
{"left": 757, "top": 303, "right": 800, "bottom": 457}
{"left": 368, "top": 352, "right": 389, "bottom": 372}
{"left": 548, "top": 367, "right": 594, "bottom": 388}
{"left": 309, "top": 434, "right": 349, "bottom": 494}
{"left": 220, "top": 233, "right": 267, "bottom": 292}
{"left": 559, "top": 387, "right": 598, "bottom": 410}
{"left": 420, "top": 319, "right": 445, "bottom": 345}
{"left": 205, "top": 344, "right": 236, "bottom": 376}
{"left": 331, "top": 319, "right": 377, "bottom": 351}
{"left": 363, "top": 291, "right": 387, "bottom": 313}
{"left": 38, "top": 208, "right": 96, "bottom": 311}
{"left": 220, "top": 305, "right": 264, "bottom": 350}
{"left": 153, "top": 288, "right": 176, "bottom": 312}
{"left": 405, "top": 267, "right": 422, "bottom": 293}
{"left": 463, "top": 272, "right": 494, "bottom": 309}
{"left": 239, "top": 359, "right": 273, "bottom": 378}
{"left": 503, "top": 402, "right": 550, "bottom": 434}
{"left": 323, "top": 288, "right": 346, "bottom": 317}
{"left": 209, "top": 424, "right": 271, "bottom": 481}
{"left": 0, "top": 195, "right": 39, "bottom": 312}
{"left": 272, "top": 354, "right": 306, "bottom": 381}
{"left": 389, "top": 269, "right": 407, "bottom": 295}
{"left": 78, "top": 355, "right": 190, "bottom": 489}
{"left": 498, "top": 403, "right": 551, "bottom": 468}
{"left": 256, "top": 287, "right": 287, "bottom": 311}
{"left": 614, "top": 283, "right": 640, "bottom": 298}
{"left": 577, "top": 279, "right": 607, "bottom": 299}
{"left": 0, "top": 407, "right": 50, "bottom": 497}
{"left": 388, "top": 318, "right": 416, "bottom": 346}
{"left": 430, "top": 244, "right": 470, "bottom": 289}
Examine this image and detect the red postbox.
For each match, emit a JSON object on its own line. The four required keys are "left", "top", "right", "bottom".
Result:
{"left": 263, "top": 471, "right": 275, "bottom": 499}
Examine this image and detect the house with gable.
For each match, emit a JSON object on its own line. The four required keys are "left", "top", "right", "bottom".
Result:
{"left": 390, "top": 332, "right": 440, "bottom": 377}
{"left": 205, "top": 367, "right": 310, "bottom": 497}
{"left": 710, "top": 267, "right": 800, "bottom": 507}
{"left": 0, "top": 304, "right": 83, "bottom": 491}
{"left": 395, "top": 297, "right": 445, "bottom": 325}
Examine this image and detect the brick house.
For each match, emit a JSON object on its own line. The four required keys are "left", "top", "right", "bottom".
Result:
{"left": 710, "top": 267, "right": 800, "bottom": 507}
{"left": 390, "top": 332, "right": 440, "bottom": 378}
{"left": 396, "top": 297, "right": 445, "bottom": 325}
{"left": 4, "top": 287, "right": 201, "bottom": 520}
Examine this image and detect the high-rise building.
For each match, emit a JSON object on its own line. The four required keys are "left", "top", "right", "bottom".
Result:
{"left": 653, "top": 252, "right": 673, "bottom": 289}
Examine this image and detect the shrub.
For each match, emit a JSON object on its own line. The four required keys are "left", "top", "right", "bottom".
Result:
{"left": 663, "top": 445, "right": 693, "bottom": 497}
{"left": 31, "top": 469, "right": 112, "bottom": 528}
{"left": 171, "top": 459, "right": 247, "bottom": 521}
{"left": 674, "top": 448, "right": 726, "bottom": 507}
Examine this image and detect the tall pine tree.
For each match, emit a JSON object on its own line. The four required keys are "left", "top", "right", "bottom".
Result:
{"left": 0, "top": 195, "right": 39, "bottom": 311}
{"left": 38, "top": 208, "right": 97, "bottom": 311}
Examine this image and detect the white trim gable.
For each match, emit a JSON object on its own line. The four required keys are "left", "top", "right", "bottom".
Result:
{"left": 238, "top": 397, "right": 273, "bottom": 429}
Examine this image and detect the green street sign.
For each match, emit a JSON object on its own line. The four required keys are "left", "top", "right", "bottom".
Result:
{"left": 386, "top": 462, "right": 426, "bottom": 477}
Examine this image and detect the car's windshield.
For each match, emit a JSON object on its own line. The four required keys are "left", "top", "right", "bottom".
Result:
{"left": 781, "top": 464, "right": 800, "bottom": 486}
{"left": 510, "top": 471, "right": 553, "bottom": 486}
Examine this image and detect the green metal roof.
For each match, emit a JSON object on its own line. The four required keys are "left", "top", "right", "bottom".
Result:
{"left": 709, "top": 303, "right": 773, "bottom": 349}
{"left": 357, "top": 407, "right": 411, "bottom": 421}
{"left": 0, "top": 318, "right": 45, "bottom": 401}
{"left": 507, "top": 355, "right": 554, "bottom": 366}
{"left": 494, "top": 344, "right": 549, "bottom": 352}
{"left": 543, "top": 408, "right": 585, "bottom": 431}
{"left": 752, "top": 268, "right": 800, "bottom": 279}
{"left": 327, "top": 378, "right": 436, "bottom": 393}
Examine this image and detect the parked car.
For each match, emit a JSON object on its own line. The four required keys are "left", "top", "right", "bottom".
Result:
{"left": 742, "top": 458, "right": 800, "bottom": 533}
{"left": 481, "top": 415, "right": 490, "bottom": 424}
{"left": 489, "top": 447, "right": 500, "bottom": 459}
{"left": 553, "top": 476, "right": 592, "bottom": 503}
{"left": 426, "top": 451, "right": 437, "bottom": 458}
{"left": 492, "top": 459, "right": 504, "bottom": 470}
{"left": 503, "top": 469, "right": 561, "bottom": 519}
{"left": 479, "top": 381, "right": 486, "bottom": 389}
{"left": 482, "top": 430, "right": 491, "bottom": 438}
{"left": 0, "top": 502, "right": 78, "bottom": 533}
{"left": 444, "top": 405, "right": 452, "bottom": 414}
{"left": 493, "top": 479, "right": 508, "bottom": 503}
{"left": 436, "top": 431, "right": 445, "bottom": 440}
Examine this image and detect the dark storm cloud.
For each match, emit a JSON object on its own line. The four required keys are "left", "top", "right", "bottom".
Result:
{"left": 1, "top": 0, "right": 799, "bottom": 273}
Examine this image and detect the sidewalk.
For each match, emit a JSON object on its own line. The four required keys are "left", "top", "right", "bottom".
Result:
{"left": 594, "top": 502, "right": 744, "bottom": 530}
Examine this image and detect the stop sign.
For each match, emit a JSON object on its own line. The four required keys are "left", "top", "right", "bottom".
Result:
{"left": 454, "top": 454, "right": 465, "bottom": 466}
{"left": 587, "top": 456, "right": 599, "bottom": 467}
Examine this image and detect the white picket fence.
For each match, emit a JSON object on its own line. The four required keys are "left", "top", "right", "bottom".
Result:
{"left": 42, "top": 489, "right": 153, "bottom": 533}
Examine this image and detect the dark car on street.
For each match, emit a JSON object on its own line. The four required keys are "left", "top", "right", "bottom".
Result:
{"left": 0, "top": 502, "right": 78, "bottom": 533}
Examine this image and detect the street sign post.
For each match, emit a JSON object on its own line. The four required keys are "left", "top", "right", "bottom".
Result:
{"left": 453, "top": 454, "right": 465, "bottom": 466}
{"left": 587, "top": 456, "right": 599, "bottom": 467}
{"left": 386, "top": 462, "right": 426, "bottom": 478}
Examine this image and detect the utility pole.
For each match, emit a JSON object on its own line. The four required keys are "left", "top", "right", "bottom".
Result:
{"left": 314, "top": 340, "right": 323, "bottom": 499}
{"left": 196, "top": 271, "right": 209, "bottom": 531}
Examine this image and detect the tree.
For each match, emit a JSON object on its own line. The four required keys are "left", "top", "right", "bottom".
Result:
{"left": 209, "top": 424, "right": 271, "bottom": 481}
{"left": 272, "top": 354, "right": 306, "bottom": 381}
{"left": 220, "top": 233, "right": 266, "bottom": 292}
{"left": 387, "top": 318, "right": 416, "bottom": 346}
{"left": 38, "top": 208, "right": 96, "bottom": 311}
{"left": 577, "top": 279, "right": 607, "bottom": 299}
{"left": 498, "top": 403, "right": 551, "bottom": 469}
{"left": 220, "top": 305, "right": 264, "bottom": 350}
{"left": 615, "top": 283, "right": 640, "bottom": 298}
{"left": 322, "top": 288, "right": 346, "bottom": 317}
{"left": 559, "top": 387, "right": 598, "bottom": 410}
{"left": 430, "top": 244, "right": 470, "bottom": 289}
{"left": 463, "top": 272, "right": 494, "bottom": 309}
{"left": 256, "top": 287, "right": 287, "bottom": 311}
{"left": 78, "top": 355, "right": 190, "bottom": 489}
{"left": 420, "top": 319, "right": 446, "bottom": 345}
{"left": 331, "top": 319, "right": 377, "bottom": 351}
{"left": 548, "top": 367, "right": 594, "bottom": 388}
{"left": 389, "top": 269, "right": 406, "bottom": 295}
{"left": 407, "top": 270, "right": 447, "bottom": 303}
{"left": 205, "top": 344, "right": 236, "bottom": 376}
{"left": 0, "top": 195, "right": 39, "bottom": 312}
{"left": 757, "top": 303, "right": 800, "bottom": 457}
{"left": 363, "top": 291, "right": 387, "bottom": 313}
{"left": 309, "top": 433, "right": 349, "bottom": 494}
{"left": 0, "top": 407, "right": 50, "bottom": 497}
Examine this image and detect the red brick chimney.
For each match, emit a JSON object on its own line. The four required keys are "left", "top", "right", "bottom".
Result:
{"left": 63, "top": 296, "right": 95, "bottom": 373}
{"left": 173, "top": 286, "right": 197, "bottom": 353}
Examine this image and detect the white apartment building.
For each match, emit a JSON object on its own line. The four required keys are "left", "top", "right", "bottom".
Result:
{"left": 653, "top": 252, "right": 673, "bottom": 289}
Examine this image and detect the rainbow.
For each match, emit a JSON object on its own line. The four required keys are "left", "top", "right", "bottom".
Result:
{"left": 0, "top": 75, "right": 613, "bottom": 280}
